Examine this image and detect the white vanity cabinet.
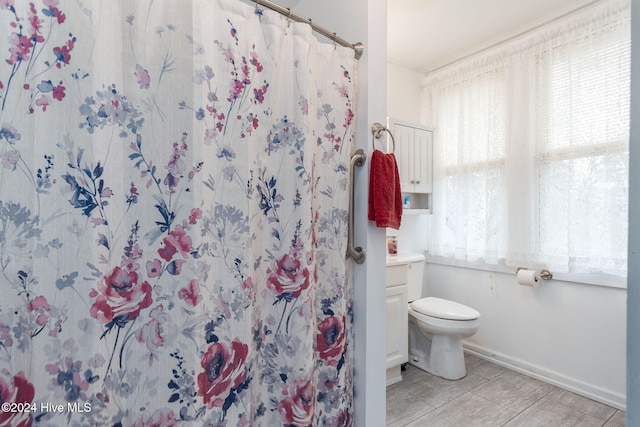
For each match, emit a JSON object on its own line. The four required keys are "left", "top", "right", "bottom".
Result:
{"left": 385, "top": 264, "right": 408, "bottom": 386}
{"left": 391, "top": 121, "right": 433, "bottom": 213}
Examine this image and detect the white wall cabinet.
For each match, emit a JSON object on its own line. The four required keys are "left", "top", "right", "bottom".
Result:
{"left": 385, "top": 264, "right": 408, "bottom": 386}
{"left": 391, "top": 121, "right": 433, "bottom": 212}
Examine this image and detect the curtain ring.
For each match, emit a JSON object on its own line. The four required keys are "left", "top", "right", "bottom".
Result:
{"left": 255, "top": 0, "right": 261, "bottom": 12}
{"left": 286, "top": 7, "right": 292, "bottom": 27}
{"left": 333, "top": 32, "right": 338, "bottom": 50}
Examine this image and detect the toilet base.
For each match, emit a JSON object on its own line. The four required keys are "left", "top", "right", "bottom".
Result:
{"left": 408, "top": 322, "right": 467, "bottom": 380}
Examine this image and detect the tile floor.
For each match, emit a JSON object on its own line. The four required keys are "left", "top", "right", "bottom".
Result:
{"left": 386, "top": 353, "right": 625, "bottom": 427}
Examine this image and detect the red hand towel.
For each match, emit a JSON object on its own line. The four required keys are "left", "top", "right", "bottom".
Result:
{"left": 368, "top": 149, "right": 402, "bottom": 229}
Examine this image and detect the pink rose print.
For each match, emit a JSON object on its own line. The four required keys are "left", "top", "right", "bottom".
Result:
{"left": 43, "top": 0, "right": 65, "bottom": 24}
{"left": 135, "top": 64, "right": 151, "bottom": 89}
{"left": 157, "top": 241, "right": 177, "bottom": 262}
{"left": 278, "top": 378, "right": 315, "bottom": 427}
{"left": 316, "top": 315, "right": 346, "bottom": 366}
{"left": 146, "top": 258, "right": 162, "bottom": 278}
{"left": 242, "top": 277, "right": 254, "bottom": 301}
{"left": 249, "top": 51, "right": 263, "bottom": 72}
{"left": 164, "top": 136, "right": 188, "bottom": 193}
{"left": 164, "top": 225, "right": 192, "bottom": 257}
{"left": 178, "top": 279, "right": 202, "bottom": 307}
{"left": 89, "top": 266, "right": 153, "bottom": 324}
{"left": 266, "top": 250, "right": 310, "bottom": 298}
{"left": 52, "top": 84, "right": 65, "bottom": 101}
{"left": 28, "top": 295, "right": 51, "bottom": 326}
{"left": 1, "top": 150, "right": 20, "bottom": 170}
{"left": 136, "top": 305, "right": 167, "bottom": 355}
{"left": 53, "top": 39, "right": 75, "bottom": 68}
{"left": 7, "top": 34, "right": 33, "bottom": 65}
{"left": 158, "top": 225, "right": 193, "bottom": 262}
{"left": 188, "top": 208, "right": 202, "bottom": 225}
{"left": 35, "top": 95, "right": 49, "bottom": 112}
{"left": 0, "top": 370, "right": 35, "bottom": 427}
{"left": 197, "top": 339, "right": 248, "bottom": 409}
{"left": 332, "top": 409, "right": 352, "bottom": 426}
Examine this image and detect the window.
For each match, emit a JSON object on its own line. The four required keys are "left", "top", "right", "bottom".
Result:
{"left": 426, "top": 0, "right": 630, "bottom": 279}
{"left": 433, "top": 67, "right": 507, "bottom": 263}
{"left": 537, "top": 35, "right": 630, "bottom": 276}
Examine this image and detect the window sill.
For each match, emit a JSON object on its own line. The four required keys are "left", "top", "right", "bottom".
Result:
{"left": 424, "top": 254, "right": 627, "bottom": 290}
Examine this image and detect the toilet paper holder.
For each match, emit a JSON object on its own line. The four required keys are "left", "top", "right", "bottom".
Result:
{"left": 516, "top": 267, "right": 553, "bottom": 280}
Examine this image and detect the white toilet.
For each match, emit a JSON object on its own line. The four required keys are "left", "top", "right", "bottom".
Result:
{"left": 406, "top": 255, "right": 480, "bottom": 380}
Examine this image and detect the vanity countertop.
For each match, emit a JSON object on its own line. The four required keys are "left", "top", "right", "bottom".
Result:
{"left": 386, "top": 253, "right": 426, "bottom": 266}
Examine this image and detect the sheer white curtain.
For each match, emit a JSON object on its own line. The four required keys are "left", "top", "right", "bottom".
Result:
{"left": 425, "top": 0, "right": 629, "bottom": 277}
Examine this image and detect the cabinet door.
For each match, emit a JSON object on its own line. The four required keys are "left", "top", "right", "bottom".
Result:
{"left": 392, "top": 122, "right": 433, "bottom": 195}
{"left": 393, "top": 124, "right": 415, "bottom": 192}
{"left": 413, "top": 128, "right": 433, "bottom": 193}
{"left": 385, "top": 284, "right": 408, "bottom": 369}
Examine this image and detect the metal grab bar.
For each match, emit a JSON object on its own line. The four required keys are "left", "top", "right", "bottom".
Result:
{"left": 348, "top": 149, "right": 366, "bottom": 264}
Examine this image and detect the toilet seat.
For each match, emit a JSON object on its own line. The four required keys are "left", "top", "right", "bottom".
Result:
{"left": 410, "top": 297, "right": 480, "bottom": 321}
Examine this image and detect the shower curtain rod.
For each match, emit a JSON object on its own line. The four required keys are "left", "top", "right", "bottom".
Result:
{"left": 249, "top": 0, "right": 364, "bottom": 60}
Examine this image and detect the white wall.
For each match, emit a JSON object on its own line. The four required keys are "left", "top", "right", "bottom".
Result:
{"left": 387, "top": 214, "right": 428, "bottom": 254}
{"left": 387, "top": 61, "right": 425, "bottom": 125}
{"left": 424, "top": 263, "right": 627, "bottom": 409}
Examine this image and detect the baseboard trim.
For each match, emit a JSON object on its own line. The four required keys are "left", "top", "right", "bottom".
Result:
{"left": 386, "top": 366, "right": 402, "bottom": 387}
{"left": 463, "top": 341, "right": 626, "bottom": 411}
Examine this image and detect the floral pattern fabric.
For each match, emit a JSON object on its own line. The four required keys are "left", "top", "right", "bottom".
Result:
{"left": 0, "top": 0, "right": 356, "bottom": 425}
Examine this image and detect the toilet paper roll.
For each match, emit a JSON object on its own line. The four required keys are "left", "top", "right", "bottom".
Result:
{"left": 517, "top": 269, "right": 540, "bottom": 287}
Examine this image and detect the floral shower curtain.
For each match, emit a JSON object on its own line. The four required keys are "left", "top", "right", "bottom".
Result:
{"left": 0, "top": 0, "right": 357, "bottom": 425}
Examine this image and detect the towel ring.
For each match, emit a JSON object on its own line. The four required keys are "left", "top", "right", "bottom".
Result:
{"left": 371, "top": 122, "right": 395, "bottom": 153}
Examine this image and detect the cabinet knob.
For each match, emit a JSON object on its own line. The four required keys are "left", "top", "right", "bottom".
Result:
{"left": 410, "top": 180, "right": 415, "bottom": 184}
{"left": 416, "top": 180, "right": 420, "bottom": 184}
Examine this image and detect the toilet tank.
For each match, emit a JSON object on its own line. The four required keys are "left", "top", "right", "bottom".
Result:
{"left": 388, "top": 253, "right": 425, "bottom": 302}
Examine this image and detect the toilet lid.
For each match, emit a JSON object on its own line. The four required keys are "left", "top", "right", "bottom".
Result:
{"left": 410, "top": 297, "right": 480, "bottom": 320}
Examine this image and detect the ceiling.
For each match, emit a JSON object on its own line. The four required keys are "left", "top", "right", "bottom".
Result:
{"left": 388, "top": 0, "right": 597, "bottom": 73}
